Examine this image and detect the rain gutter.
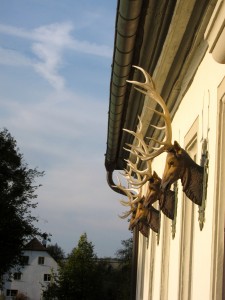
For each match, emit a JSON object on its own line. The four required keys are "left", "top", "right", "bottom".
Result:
{"left": 105, "top": 0, "right": 144, "bottom": 172}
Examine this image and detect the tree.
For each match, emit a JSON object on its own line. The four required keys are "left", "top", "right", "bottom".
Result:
{"left": 0, "top": 129, "right": 44, "bottom": 276}
{"left": 43, "top": 235, "right": 134, "bottom": 300}
{"left": 46, "top": 243, "right": 65, "bottom": 264}
{"left": 114, "top": 237, "right": 133, "bottom": 300}
{"left": 43, "top": 233, "right": 102, "bottom": 300}
{"left": 116, "top": 237, "right": 133, "bottom": 267}
{"left": 59, "top": 233, "right": 101, "bottom": 299}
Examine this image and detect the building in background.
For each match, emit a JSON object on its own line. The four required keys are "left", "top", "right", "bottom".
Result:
{"left": 2, "top": 238, "right": 58, "bottom": 300}
{"left": 105, "top": 0, "right": 225, "bottom": 299}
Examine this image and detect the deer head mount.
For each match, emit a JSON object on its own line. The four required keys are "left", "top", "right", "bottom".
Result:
{"left": 124, "top": 117, "right": 176, "bottom": 225}
{"left": 126, "top": 66, "right": 205, "bottom": 207}
{"left": 124, "top": 118, "right": 175, "bottom": 220}
{"left": 145, "top": 171, "right": 175, "bottom": 220}
{"left": 113, "top": 159, "right": 161, "bottom": 235}
{"left": 129, "top": 200, "right": 160, "bottom": 236}
{"left": 161, "top": 141, "right": 204, "bottom": 206}
{"left": 107, "top": 66, "right": 206, "bottom": 237}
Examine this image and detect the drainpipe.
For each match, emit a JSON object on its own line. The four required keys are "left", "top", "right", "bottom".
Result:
{"left": 106, "top": 170, "right": 139, "bottom": 300}
{"left": 131, "top": 227, "right": 139, "bottom": 300}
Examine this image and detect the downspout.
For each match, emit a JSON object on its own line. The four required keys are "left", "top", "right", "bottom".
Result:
{"left": 106, "top": 170, "right": 127, "bottom": 195}
{"left": 131, "top": 227, "right": 139, "bottom": 300}
{"left": 106, "top": 169, "right": 139, "bottom": 300}
{"left": 106, "top": 1, "right": 145, "bottom": 298}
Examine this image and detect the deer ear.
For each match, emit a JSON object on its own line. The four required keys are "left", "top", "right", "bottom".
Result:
{"left": 173, "top": 141, "right": 182, "bottom": 156}
{"left": 153, "top": 171, "right": 160, "bottom": 180}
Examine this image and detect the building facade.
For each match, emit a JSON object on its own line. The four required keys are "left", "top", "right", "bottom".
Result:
{"left": 105, "top": 0, "right": 225, "bottom": 299}
{"left": 2, "top": 238, "right": 58, "bottom": 300}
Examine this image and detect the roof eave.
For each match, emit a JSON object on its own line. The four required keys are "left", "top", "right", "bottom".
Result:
{"left": 105, "top": 0, "right": 217, "bottom": 173}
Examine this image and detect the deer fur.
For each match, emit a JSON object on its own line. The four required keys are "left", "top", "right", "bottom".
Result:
{"left": 161, "top": 141, "right": 204, "bottom": 206}
{"left": 129, "top": 171, "right": 175, "bottom": 236}
{"left": 129, "top": 200, "right": 160, "bottom": 234}
{"left": 144, "top": 171, "right": 175, "bottom": 220}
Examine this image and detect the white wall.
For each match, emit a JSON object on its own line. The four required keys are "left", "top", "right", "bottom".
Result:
{"left": 3, "top": 250, "right": 58, "bottom": 300}
{"left": 136, "top": 51, "right": 225, "bottom": 300}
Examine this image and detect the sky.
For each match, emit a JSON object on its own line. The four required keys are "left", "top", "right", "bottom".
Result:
{"left": 0, "top": 0, "right": 132, "bottom": 257}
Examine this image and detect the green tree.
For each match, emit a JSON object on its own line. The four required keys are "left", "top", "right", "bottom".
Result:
{"left": 0, "top": 128, "right": 44, "bottom": 276}
{"left": 43, "top": 235, "right": 133, "bottom": 300}
{"left": 114, "top": 237, "right": 133, "bottom": 300}
{"left": 59, "top": 233, "right": 100, "bottom": 299}
{"left": 43, "top": 233, "right": 102, "bottom": 300}
{"left": 95, "top": 258, "right": 121, "bottom": 300}
{"left": 116, "top": 237, "right": 133, "bottom": 267}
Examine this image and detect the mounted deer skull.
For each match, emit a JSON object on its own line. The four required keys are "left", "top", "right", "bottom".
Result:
{"left": 127, "top": 66, "right": 205, "bottom": 206}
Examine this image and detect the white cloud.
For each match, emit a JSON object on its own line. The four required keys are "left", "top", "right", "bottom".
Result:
{"left": 0, "top": 24, "right": 33, "bottom": 39}
{"left": 32, "top": 43, "right": 65, "bottom": 90}
{"left": 0, "top": 22, "right": 112, "bottom": 90}
{"left": 0, "top": 47, "right": 33, "bottom": 67}
{"left": 69, "top": 39, "right": 112, "bottom": 57}
{"left": 0, "top": 87, "right": 107, "bottom": 169}
{"left": 31, "top": 22, "right": 74, "bottom": 89}
{"left": 33, "top": 22, "right": 74, "bottom": 46}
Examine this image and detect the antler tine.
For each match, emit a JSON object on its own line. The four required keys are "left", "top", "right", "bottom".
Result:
{"left": 113, "top": 172, "right": 143, "bottom": 206}
{"left": 122, "top": 165, "right": 144, "bottom": 189}
{"left": 124, "top": 144, "right": 144, "bottom": 157}
{"left": 124, "top": 116, "right": 144, "bottom": 144}
{"left": 122, "top": 115, "right": 154, "bottom": 186}
{"left": 123, "top": 118, "right": 150, "bottom": 155}
{"left": 120, "top": 169, "right": 143, "bottom": 192}
{"left": 119, "top": 204, "right": 137, "bottom": 219}
{"left": 126, "top": 159, "right": 152, "bottom": 180}
{"left": 127, "top": 65, "right": 155, "bottom": 89}
{"left": 150, "top": 124, "right": 166, "bottom": 130}
{"left": 126, "top": 65, "right": 173, "bottom": 159}
{"left": 120, "top": 199, "right": 132, "bottom": 207}
{"left": 124, "top": 154, "right": 153, "bottom": 187}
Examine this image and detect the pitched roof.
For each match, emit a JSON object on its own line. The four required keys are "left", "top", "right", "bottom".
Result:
{"left": 24, "top": 238, "right": 47, "bottom": 251}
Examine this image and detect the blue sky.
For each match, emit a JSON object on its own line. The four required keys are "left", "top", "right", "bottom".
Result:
{"left": 0, "top": 0, "right": 132, "bottom": 257}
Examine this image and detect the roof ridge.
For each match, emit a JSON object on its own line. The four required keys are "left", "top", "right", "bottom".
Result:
{"left": 24, "top": 237, "right": 47, "bottom": 251}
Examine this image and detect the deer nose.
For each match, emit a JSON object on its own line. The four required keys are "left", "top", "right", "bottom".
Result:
{"left": 160, "top": 179, "right": 170, "bottom": 191}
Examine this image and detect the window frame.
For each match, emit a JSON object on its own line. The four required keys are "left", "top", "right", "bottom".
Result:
{"left": 44, "top": 274, "right": 51, "bottom": 282}
{"left": 13, "top": 272, "right": 22, "bottom": 280}
{"left": 38, "top": 256, "right": 45, "bottom": 265}
{"left": 21, "top": 255, "right": 29, "bottom": 265}
{"left": 211, "top": 76, "right": 225, "bottom": 299}
{"left": 6, "top": 289, "right": 18, "bottom": 296}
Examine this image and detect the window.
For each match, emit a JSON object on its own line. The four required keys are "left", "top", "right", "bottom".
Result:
{"left": 6, "top": 289, "right": 18, "bottom": 296}
{"left": 44, "top": 274, "right": 51, "bottom": 282}
{"left": 14, "top": 272, "right": 22, "bottom": 280}
{"left": 38, "top": 256, "right": 45, "bottom": 265}
{"left": 21, "top": 255, "right": 29, "bottom": 265}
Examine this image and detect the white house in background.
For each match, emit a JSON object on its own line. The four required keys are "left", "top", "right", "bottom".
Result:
{"left": 2, "top": 238, "right": 58, "bottom": 300}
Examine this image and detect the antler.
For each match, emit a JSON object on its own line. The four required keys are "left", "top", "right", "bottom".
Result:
{"left": 123, "top": 118, "right": 153, "bottom": 186}
{"left": 126, "top": 65, "right": 173, "bottom": 159}
{"left": 113, "top": 172, "right": 143, "bottom": 207}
